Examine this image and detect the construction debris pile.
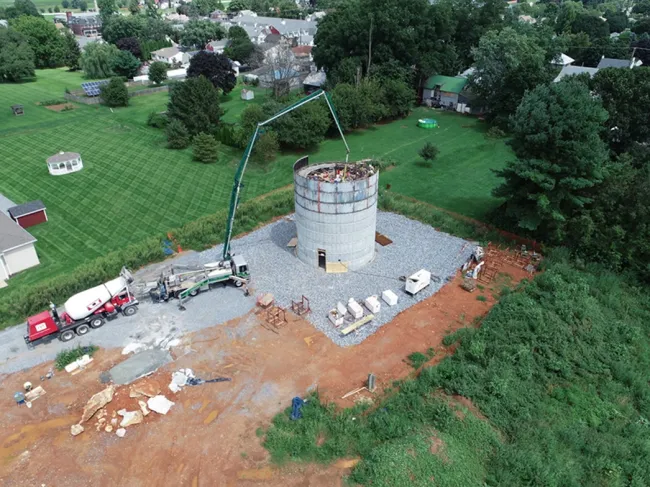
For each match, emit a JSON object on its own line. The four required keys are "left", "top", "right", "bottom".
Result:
{"left": 460, "top": 243, "right": 543, "bottom": 290}
{"left": 306, "top": 161, "right": 376, "bottom": 182}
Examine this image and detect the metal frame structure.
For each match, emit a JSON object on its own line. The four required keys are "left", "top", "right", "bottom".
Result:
{"left": 222, "top": 89, "right": 350, "bottom": 260}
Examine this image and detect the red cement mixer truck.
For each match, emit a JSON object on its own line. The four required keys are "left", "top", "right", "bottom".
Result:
{"left": 24, "top": 267, "right": 138, "bottom": 347}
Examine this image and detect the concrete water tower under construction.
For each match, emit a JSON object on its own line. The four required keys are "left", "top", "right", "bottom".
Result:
{"left": 293, "top": 157, "right": 379, "bottom": 271}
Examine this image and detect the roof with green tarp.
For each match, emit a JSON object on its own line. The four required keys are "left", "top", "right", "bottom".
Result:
{"left": 423, "top": 75, "right": 468, "bottom": 93}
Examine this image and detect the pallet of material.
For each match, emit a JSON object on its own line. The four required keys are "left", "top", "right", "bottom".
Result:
{"left": 341, "top": 314, "right": 374, "bottom": 336}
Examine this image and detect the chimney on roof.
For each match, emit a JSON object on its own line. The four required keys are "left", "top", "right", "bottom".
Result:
{"left": 66, "top": 11, "right": 72, "bottom": 20}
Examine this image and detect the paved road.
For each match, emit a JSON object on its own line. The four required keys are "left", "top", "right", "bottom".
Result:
{"left": 0, "top": 285, "right": 255, "bottom": 375}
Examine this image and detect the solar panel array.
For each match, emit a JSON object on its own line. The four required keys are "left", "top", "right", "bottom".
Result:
{"left": 81, "top": 80, "right": 109, "bottom": 97}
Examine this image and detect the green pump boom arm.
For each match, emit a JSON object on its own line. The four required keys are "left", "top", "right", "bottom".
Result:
{"left": 222, "top": 89, "right": 350, "bottom": 260}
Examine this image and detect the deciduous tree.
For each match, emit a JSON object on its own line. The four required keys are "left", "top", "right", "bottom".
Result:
{"left": 591, "top": 67, "right": 650, "bottom": 154}
{"left": 331, "top": 80, "right": 386, "bottom": 130}
{"left": 13, "top": 0, "right": 40, "bottom": 17}
{"left": 115, "top": 37, "right": 142, "bottom": 60}
{"left": 0, "top": 28, "right": 35, "bottom": 82}
{"left": 187, "top": 50, "right": 236, "bottom": 93}
{"left": 80, "top": 41, "right": 119, "bottom": 78}
{"left": 148, "top": 61, "right": 168, "bottom": 84}
{"left": 493, "top": 79, "right": 609, "bottom": 241}
{"left": 167, "top": 76, "right": 222, "bottom": 136}
{"left": 97, "top": 0, "right": 118, "bottom": 23}
{"left": 180, "top": 19, "right": 225, "bottom": 49}
{"left": 314, "top": 0, "right": 457, "bottom": 85}
{"left": 265, "top": 98, "right": 330, "bottom": 149}
{"left": 12, "top": 15, "right": 67, "bottom": 68}
{"left": 470, "top": 27, "right": 550, "bottom": 125}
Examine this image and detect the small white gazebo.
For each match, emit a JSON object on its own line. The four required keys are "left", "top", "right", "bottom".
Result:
{"left": 47, "top": 152, "right": 83, "bottom": 176}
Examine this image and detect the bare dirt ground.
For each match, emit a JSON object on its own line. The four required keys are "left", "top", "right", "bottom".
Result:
{"left": 43, "top": 103, "right": 76, "bottom": 112}
{"left": 0, "top": 258, "right": 530, "bottom": 487}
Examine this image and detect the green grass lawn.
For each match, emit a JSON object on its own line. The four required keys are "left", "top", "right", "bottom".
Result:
{"left": 0, "top": 69, "right": 510, "bottom": 298}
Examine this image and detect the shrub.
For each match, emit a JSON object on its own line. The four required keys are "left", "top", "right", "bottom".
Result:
{"left": 192, "top": 133, "right": 220, "bottom": 163}
{"left": 486, "top": 126, "right": 506, "bottom": 138}
{"left": 100, "top": 77, "right": 129, "bottom": 107}
{"left": 407, "top": 352, "right": 429, "bottom": 369}
{"left": 419, "top": 142, "right": 439, "bottom": 162}
{"left": 147, "top": 111, "right": 168, "bottom": 129}
{"left": 55, "top": 345, "right": 99, "bottom": 371}
{"left": 149, "top": 61, "right": 168, "bottom": 85}
{"left": 254, "top": 131, "right": 279, "bottom": 164}
{"left": 166, "top": 118, "right": 190, "bottom": 149}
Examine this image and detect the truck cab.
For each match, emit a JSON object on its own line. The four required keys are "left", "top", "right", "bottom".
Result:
{"left": 25, "top": 308, "right": 60, "bottom": 343}
{"left": 231, "top": 255, "right": 249, "bottom": 277}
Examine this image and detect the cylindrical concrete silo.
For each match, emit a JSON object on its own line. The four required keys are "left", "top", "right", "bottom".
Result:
{"left": 293, "top": 157, "right": 379, "bottom": 271}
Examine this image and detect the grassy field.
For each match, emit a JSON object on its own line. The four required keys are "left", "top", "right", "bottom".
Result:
{"left": 0, "top": 69, "right": 509, "bottom": 297}
{"left": 263, "top": 253, "right": 650, "bottom": 485}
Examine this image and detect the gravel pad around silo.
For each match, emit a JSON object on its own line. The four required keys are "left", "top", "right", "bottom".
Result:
{"left": 174, "top": 211, "right": 474, "bottom": 347}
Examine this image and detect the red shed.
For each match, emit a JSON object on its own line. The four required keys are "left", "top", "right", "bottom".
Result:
{"left": 8, "top": 200, "right": 48, "bottom": 229}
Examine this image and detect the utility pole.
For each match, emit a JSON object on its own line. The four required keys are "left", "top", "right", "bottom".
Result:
{"left": 367, "top": 14, "right": 373, "bottom": 78}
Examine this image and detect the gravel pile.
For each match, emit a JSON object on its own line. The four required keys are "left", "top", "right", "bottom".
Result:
{"left": 176, "top": 211, "right": 474, "bottom": 347}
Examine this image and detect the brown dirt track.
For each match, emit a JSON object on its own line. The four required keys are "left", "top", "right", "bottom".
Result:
{"left": 0, "top": 258, "right": 529, "bottom": 487}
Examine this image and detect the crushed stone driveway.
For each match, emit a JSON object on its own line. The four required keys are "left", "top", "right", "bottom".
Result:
{"left": 0, "top": 284, "right": 254, "bottom": 375}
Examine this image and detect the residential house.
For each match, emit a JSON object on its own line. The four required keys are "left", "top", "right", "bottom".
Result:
{"left": 553, "top": 65, "right": 599, "bottom": 82}
{"left": 422, "top": 75, "right": 469, "bottom": 109}
{"left": 206, "top": 39, "right": 231, "bottom": 54}
{"left": 597, "top": 56, "right": 642, "bottom": 69}
{"left": 291, "top": 45, "right": 313, "bottom": 62}
{"left": 218, "top": 14, "right": 317, "bottom": 46}
{"left": 0, "top": 197, "right": 40, "bottom": 284}
{"left": 303, "top": 70, "right": 326, "bottom": 93}
{"left": 518, "top": 15, "right": 536, "bottom": 24}
{"left": 210, "top": 9, "right": 229, "bottom": 21}
{"left": 66, "top": 12, "right": 102, "bottom": 37}
{"left": 151, "top": 46, "right": 190, "bottom": 66}
{"left": 552, "top": 53, "right": 575, "bottom": 66}
{"left": 166, "top": 13, "right": 189, "bottom": 23}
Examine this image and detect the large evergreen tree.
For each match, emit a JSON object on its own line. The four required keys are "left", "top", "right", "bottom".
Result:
{"left": 167, "top": 76, "right": 222, "bottom": 136}
{"left": 493, "top": 79, "right": 609, "bottom": 241}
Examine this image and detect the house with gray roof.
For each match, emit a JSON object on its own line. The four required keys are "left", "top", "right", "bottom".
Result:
{"left": 597, "top": 57, "right": 642, "bottom": 69}
{"left": 220, "top": 14, "right": 317, "bottom": 46}
{"left": 553, "top": 65, "right": 599, "bottom": 82}
{"left": 0, "top": 210, "right": 40, "bottom": 284}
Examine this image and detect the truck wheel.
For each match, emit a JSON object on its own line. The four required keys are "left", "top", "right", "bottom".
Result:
{"left": 189, "top": 289, "right": 199, "bottom": 297}
{"left": 76, "top": 324, "right": 90, "bottom": 336}
{"left": 59, "top": 330, "right": 75, "bottom": 342}
{"left": 123, "top": 306, "right": 137, "bottom": 317}
{"left": 235, "top": 280, "right": 243, "bottom": 288}
{"left": 90, "top": 317, "right": 104, "bottom": 329}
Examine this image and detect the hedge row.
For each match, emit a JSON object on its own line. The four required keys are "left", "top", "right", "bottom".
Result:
{"left": 0, "top": 188, "right": 295, "bottom": 331}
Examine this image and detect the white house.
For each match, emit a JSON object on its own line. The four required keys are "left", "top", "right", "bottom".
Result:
{"left": 151, "top": 46, "right": 190, "bottom": 66}
{"left": 0, "top": 207, "right": 39, "bottom": 284}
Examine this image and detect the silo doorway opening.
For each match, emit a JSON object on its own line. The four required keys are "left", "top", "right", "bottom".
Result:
{"left": 318, "top": 249, "right": 326, "bottom": 269}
